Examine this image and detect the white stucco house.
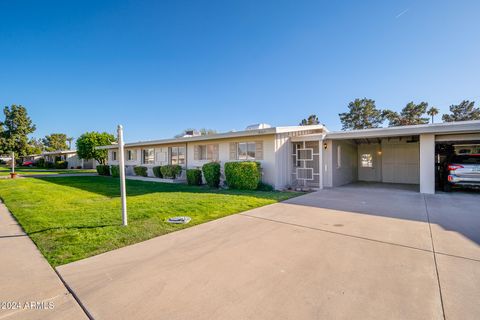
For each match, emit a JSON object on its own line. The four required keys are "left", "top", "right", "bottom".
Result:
{"left": 22, "top": 150, "right": 96, "bottom": 169}
{"left": 100, "top": 120, "right": 480, "bottom": 194}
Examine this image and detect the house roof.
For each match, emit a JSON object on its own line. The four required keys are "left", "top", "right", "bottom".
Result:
{"left": 42, "top": 150, "right": 77, "bottom": 155}
{"left": 325, "top": 120, "right": 480, "bottom": 140}
{"left": 97, "top": 125, "right": 325, "bottom": 149}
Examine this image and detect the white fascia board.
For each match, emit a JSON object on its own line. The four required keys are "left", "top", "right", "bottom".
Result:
{"left": 97, "top": 125, "right": 326, "bottom": 150}
{"left": 326, "top": 121, "right": 480, "bottom": 140}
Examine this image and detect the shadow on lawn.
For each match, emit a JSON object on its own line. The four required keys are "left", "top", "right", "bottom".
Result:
{"left": 28, "top": 223, "right": 119, "bottom": 235}
{"left": 36, "top": 176, "right": 294, "bottom": 201}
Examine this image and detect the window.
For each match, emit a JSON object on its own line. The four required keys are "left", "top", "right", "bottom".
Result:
{"left": 337, "top": 145, "right": 342, "bottom": 168}
{"left": 142, "top": 148, "right": 154, "bottom": 164}
{"left": 112, "top": 151, "right": 117, "bottom": 161}
{"left": 127, "top": 150, "right": 136, "bottom": 161}
{"left": 361, "top": 153, "right": 373, "bottom": 168}
{"left": 238, "top": 142, "right": 256, "bottom": 160}
{"left": 170, "top": 146, "right": 186, "bottom": 165}
{"left": 195, "top": 144, "right": 218, "bottom": 161}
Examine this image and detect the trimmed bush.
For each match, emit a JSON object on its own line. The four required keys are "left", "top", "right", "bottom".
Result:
{"left": 257, "top": 182, "right": 274, "bottom": 191}
{"left": 110, "top": 165, "right": 120, "bottom": 177}
{"left": 202, "top": 162, "right": 221, "bottom": 188}
{"left": 54, "top": 161, "right": 68, "bottom": 169}
{"left": 224, "top": 161, "right": 261, "bottom": 190}
{"left": 36, "top": 158, "right": 45, "bottom": 168}
{"left": 186, "top": 169, "right": 202, "bottom": 186}
{"left": 134, "top": 166, "right": 148, "bottom": 177}
{"left": 160, "top": 165, "right": 182, "bottom": 179}
{"left": 152, "top": 166, "right": 163, "bottom": 178}
{"left": 45, "top": 161, "right": 55, "bottom": 169}
{"left": 96, "top": 165, "right": 110, "bottom": 176}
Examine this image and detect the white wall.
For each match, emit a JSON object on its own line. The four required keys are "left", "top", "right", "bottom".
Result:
{"left": 420, "top": 134, "right": 435, "bottom": 194}
{"left": 332, "top": 140, "right": 358, "bottom": 187}
{"left": 381, "top": 139, "right": 419, "bottom": 184}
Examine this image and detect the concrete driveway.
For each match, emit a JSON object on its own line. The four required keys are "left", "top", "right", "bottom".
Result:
{"left": 57, "top": 185, "right": 480, "bottom": 320}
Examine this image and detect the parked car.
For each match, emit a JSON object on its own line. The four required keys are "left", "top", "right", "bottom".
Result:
{"left": 22, "top": 161, "right": 34, "bottom": 167}
{"left": 442, "top": 154, "right": 480, "bottom": 191}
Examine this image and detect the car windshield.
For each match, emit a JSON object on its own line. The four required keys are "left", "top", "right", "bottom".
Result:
{"left": 452, "top": 155, "right": 480, "bottom": 164}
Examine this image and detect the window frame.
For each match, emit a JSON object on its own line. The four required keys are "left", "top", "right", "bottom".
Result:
{"left": 170, "top": 146, "right": 186, "bottom": 166}
{"left": 237, "top": 142, "right": 256, "bottom": 160}
{"left": 361, "top": 153, "right": 373, "bottom": 168}
{"left": 142, "top": 148, "right": 155, "bottom": 165}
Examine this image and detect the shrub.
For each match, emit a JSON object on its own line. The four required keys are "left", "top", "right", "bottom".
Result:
{"left": 76, "top": 166, "right": 82, "bottom": 169}
{"left": 257, "top": 182, "right": 274, "bottom": 191}
{"left": 202, "top": 162, "right": 221, "bottom": 188}
{"left": 160, "top": 165, "right": 182, "bottom": 179}
{"left": 134, "top": 166, "right": 148, "bottom": 177}
{"left": 110, "top": 165, "right": 120, "bottom": 177}
{"left": 152, "top": 166, "right": 163, "bottom": 178}
{"left": 45, "top": 161, "right": 55, "bottom": 169}
{"left": 186, "top": 169, "right": 202, "bottom": 186}
{"left": 36, "top": 158, "right": 45, "bottom": 168}
{"left": 96, "top": 165, "right": 110, "bottom": 176}
{"left": 224, "top": 161, "right": 261, "bottom": 190}
{"left": 54, "top": 161, "right": 68, "bottom": 169}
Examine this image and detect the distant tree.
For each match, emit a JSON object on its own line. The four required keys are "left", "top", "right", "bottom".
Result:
{"left": 384, "top": 102, "right": 429, "bottom": 127}
{"left": 175, "top": 128, "right": 217, "bottom": 138}
{"left": 26, "top": 138, "right": 44, "bottom": 155}
{"left": 427, "top": 107, "right": 440, "bottom": 124}
{"left": 0, "top": 105, "right": 36, "bottom": 156}
{"left": 76, "top": 131, "right": 115, "bottom": 165}
{"left": 43, "top": 133, "right": 68, "bottom": 151}
{"left": 442, "top": 100, "right": 480, "bottom": 122}
{"left": 299, "top": 115, "right": 320, "bottom": 126}
{"left": 67, "top": 137, "right": 74, "bottom": 149}
{"left": 339, "top": 98, "right": 385, "bottom": 130}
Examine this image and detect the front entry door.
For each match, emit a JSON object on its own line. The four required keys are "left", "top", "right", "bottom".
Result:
{"left": 358, "top": 144, "right": 381, "bottom": 182}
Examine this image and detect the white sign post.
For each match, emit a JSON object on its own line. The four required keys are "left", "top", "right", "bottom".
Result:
{"left": 117, "top": 125, "right": 128, "bottom": 226}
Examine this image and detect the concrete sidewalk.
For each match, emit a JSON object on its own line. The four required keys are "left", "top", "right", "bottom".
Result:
{"left": 0, "top": 202, "right": 88, "bottom": 320}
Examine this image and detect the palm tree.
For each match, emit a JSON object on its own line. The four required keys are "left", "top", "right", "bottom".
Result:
{"left": 427, "top": 107, "right": 439, "bottom": 123}
{"left": 67, "top": 137, "right": 74, "bottom": 150}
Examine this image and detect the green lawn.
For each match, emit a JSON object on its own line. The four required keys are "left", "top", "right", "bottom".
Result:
{"left": 0, "top": 176, "right": 301, "bottom": 266}
{"left": 0, "top": 165, "right": 96, "bottom": 176}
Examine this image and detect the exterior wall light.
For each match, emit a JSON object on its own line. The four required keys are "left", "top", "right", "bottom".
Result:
{"left": 324, "top": 143, "right": 328, "bottom": 150}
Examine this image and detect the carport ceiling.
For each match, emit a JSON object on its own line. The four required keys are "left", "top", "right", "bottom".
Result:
{"left": 353, "top": 136, "right": 419, "bottom": 145}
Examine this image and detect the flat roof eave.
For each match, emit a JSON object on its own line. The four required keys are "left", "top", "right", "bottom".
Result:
{"left": 325, "top": 120, "right": 480, "bottom": 140}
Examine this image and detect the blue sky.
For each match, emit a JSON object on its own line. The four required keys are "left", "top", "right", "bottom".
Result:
{"left": 1, "top": 0, "right": 479, "bottom": 143}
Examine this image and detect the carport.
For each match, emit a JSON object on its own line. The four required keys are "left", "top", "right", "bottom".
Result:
{"left": 292, "top": 121, "right": 480, "bottom": 194}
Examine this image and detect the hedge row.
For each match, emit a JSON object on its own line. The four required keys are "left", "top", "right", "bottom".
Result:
{"left": 96, "top": 165, "right": 110, "bottom": 176}
{"left": 110, "top": 165, "right": 120, "bottom": 177}
{"left": 224, "top": 161, "right": 261, "bottom": 190}
{"left": 186, "top": 169, "right": 202, "bottom": 186}
{"left": 134, "top": 166, "right": 148, "bottom": 177}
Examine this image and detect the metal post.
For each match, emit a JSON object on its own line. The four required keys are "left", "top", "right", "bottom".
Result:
{"left": 117, "top": 125, "right": 128, "bottom": 226}
{"left": 11, "top": 152, "right": 15, "bottom": 173}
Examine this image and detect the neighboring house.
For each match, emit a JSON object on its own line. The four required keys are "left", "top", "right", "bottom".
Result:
{"left": 100, "top": 121, "right": 480, "bottom": 194}
{"left": 42, "top": 150, "right": 97, "bottom": 169}
{"left": 21, "top": 150, "right": 97, "bottom": 169}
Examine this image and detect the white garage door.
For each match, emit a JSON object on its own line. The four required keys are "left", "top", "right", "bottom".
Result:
{"left": 382, "top": 142, "right": 420, "bottom": 184}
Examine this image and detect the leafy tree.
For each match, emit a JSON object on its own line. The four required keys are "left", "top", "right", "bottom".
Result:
{"left": 175, "top": 128, "right": 217, "bottom": 138}
{"left": 384, "top": 102, "right": 429, "bottom": 127}
{"left": 442, "top": 100, "right": 480, "bottom": 122}
{"left": 76, "top": 131, "right": 115, "bottom": 165}
{"left": 427, "top": 107, "right": 440, "bottom": 123}
{"left": 339, "top": 98, "right": 385, "bottom": 130}
{"left": 0, "top": 105, "right": 36, "bottom": 156}
{"left": 299, "top": 115, "right": 319, "bottom": 126}
{"left": 26, "top": 138, "right": 44, "bottom": 155}
{"left": 43, "top": 133, "right": 68, "bottom": 151}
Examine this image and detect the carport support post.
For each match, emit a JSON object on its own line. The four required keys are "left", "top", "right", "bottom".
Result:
{"left": 118, "top": 125, "right": 128, "bottom": 226}
{"left": 420, "top": 133, "right": 435, "bottom": 194}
